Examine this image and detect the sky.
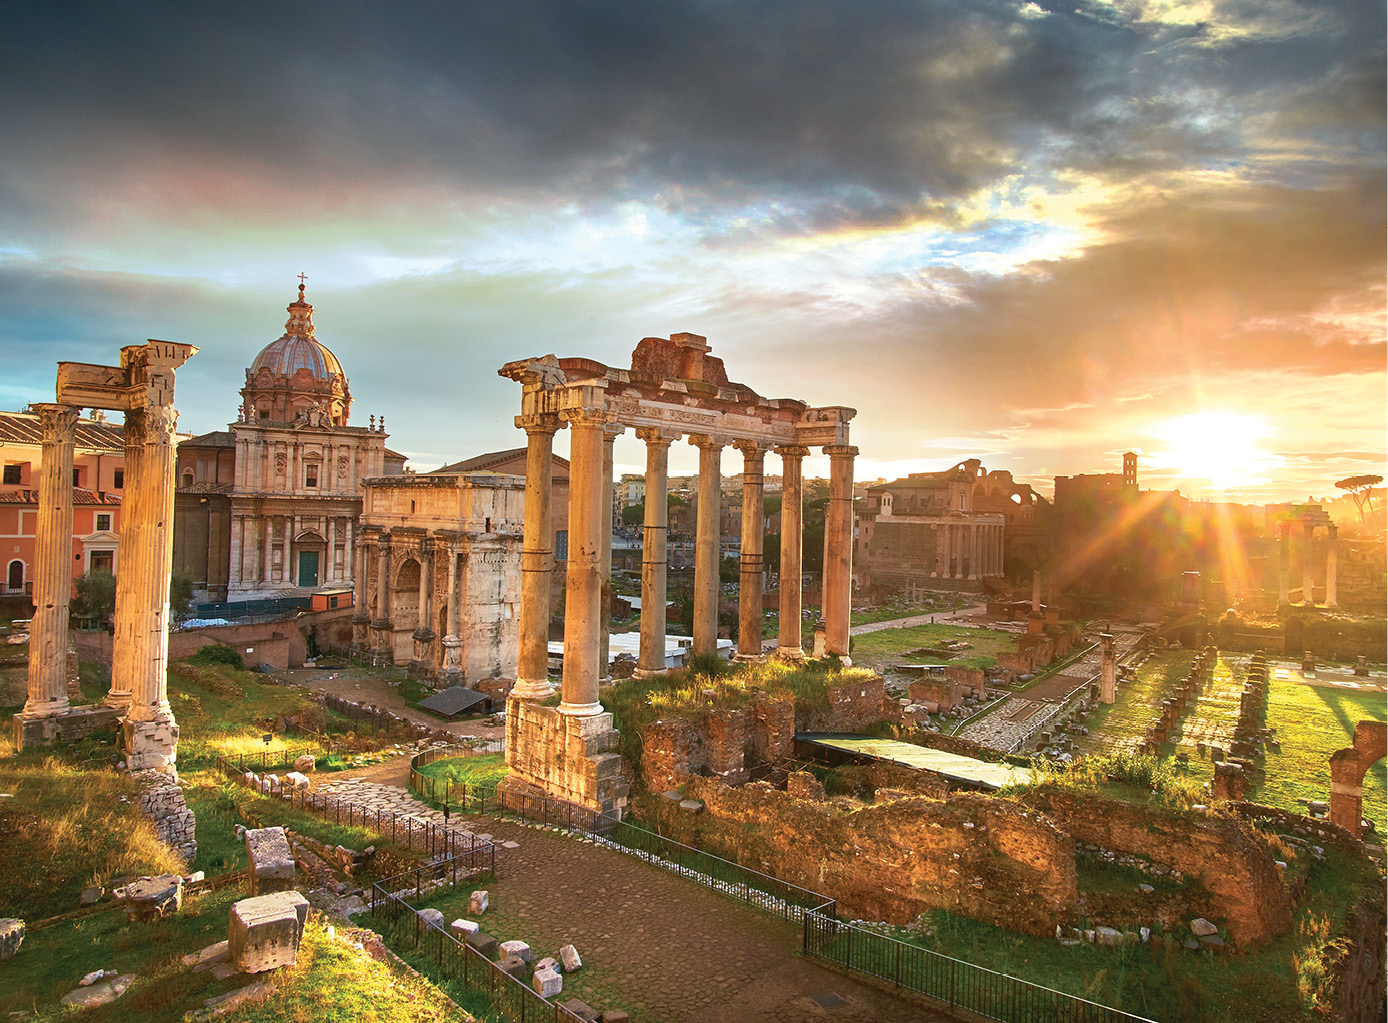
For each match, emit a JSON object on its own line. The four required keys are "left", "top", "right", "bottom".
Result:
{"left": 1, "top": 0, "right": 1383, "bottom": 503}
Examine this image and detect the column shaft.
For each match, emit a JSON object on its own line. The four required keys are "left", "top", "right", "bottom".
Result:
{"left": 23, "top": 405, "right": 80, "bottom": 719}
{"left": 107, "top": 410, "right": 147, "bottom": 711}
{"left": 442, "top": 545, "right": 463, "bottom": 680}
{"left": 1326, "top": 528, "right": 1338, "bottom": 608}
{"left": 691, "top": 436, "right": 723, "bottom": 659}
{"left": 1302, "top": 525, "right": 1316, "bottom": 606}
{"left": 636, "top": 430, "right": 674, "bottom": 676}
{"left": 559, "top": 410, "right": 607, "bottom": 715}
{"left": 1278, "top": 525, "right": 1290, "bottom": 603}
{"left": 822, "top": 444, "right": 857, "bottom": 661}
{"left": 736, "top": 442, "right": 768, "bottom": 660}
{"left": 776, "top": 447, "right": 808, "bottom": 659}
{"left": 512, "top": 416, "right": 559, "bottom": 699}
{"left": 598, "top": 425, "right": 622, "bottom": 678}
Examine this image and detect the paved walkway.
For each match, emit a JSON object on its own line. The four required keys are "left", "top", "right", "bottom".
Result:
{"left": 313, "top": 776, "right": 945, "bottom": 1022}
{"left": 849, "top": 603, "right": 991, "bottom": 636}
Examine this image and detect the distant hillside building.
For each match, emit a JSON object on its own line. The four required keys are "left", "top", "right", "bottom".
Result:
{"left": 173, "top": 283, "right": 404, "bottom": 602}
{"left": 0, "top": 409, "right": 127, "bottom": 600}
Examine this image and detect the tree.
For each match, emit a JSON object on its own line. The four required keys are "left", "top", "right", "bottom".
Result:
{"left": 170, "top": 571, "right": 195, "bottom": 621}
{"left": 1335, "top": 474, "right": 1382, "bottom": 522}
{"left": 620, "top": 502, "right": 645, "bottom": 527}
{"left": 72, "top": 570, "right": 116, "bottom": 624}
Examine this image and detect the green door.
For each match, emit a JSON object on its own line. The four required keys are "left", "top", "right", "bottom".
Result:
{"left": 298, "top": 551, "right": 319, "bottom": 587}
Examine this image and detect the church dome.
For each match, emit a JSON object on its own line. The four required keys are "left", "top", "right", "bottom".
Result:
{"left": 249, "top": 281, "right": 346, "bottom": 383}
{"left": 241, "top": 280, "right": 352, "bottom": 425}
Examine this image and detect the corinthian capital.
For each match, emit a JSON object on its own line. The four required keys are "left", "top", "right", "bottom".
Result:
{"left": 515, "top": 412, "right": 561, "bottom": 436}
{"left": 559, "top": 406, "right": 610, "bottom": 428}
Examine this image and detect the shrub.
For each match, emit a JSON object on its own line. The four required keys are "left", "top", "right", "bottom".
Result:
{"left": 188, "top": 644, "right": 245, "bottom": 670}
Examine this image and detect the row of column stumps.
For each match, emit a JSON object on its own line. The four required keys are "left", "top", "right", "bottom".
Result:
{"left": 19, "top": 341, "right": 197, "bottom": 779}
{"left": 501, "top": 346, "right": 857, "bottom": 721}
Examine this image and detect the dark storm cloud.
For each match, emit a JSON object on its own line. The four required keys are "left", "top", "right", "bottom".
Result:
{"left": 7, "top": 0, "right": 1375, "bottom": 235}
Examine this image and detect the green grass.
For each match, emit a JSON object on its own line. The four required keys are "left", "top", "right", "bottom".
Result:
{"left": 165, "top": 660, "right": 320, "bottom": 766}
{"left": 413, "top": 753, "right": 508, "bottom": 790}
{"left": 1073, "top": 651, "right": 1197, "bottom": 756}
{"left": 1254, "top": 666, "right": 1386, "bottom": 834}
{"left": 847, "top": 623, "right": 1018, "bottom": 672}
{"left": 850, "top": 593, "right": 973, "bottom": 626}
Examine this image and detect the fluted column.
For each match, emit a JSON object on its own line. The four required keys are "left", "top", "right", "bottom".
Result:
{"left": 1278, "top": 524, "right": 1290, "bottom": 603}
{"left": 559, "top": 408, "right": 607, "bottom": 716}
{"left": 107, "top": 409, "right": 147, "bottom": 712}
{"left": 822, "top": 444, "right": 857, "bottom": 662}
{"left": 512, "top": 413, "right": 560, "bottom": 699}
{"left": 736, "top": 441, "right": 769, "bottom": 661}
{"left": 598, "top": 423, "right": 623, "bottom": 679}
{"left": 776, "top": 446, "right": 808, "bottom": 660}
{"left": 1326, "top": 526, "right": 1338, "bottom": 608}
{"left": 23, "top": 404, "right": 80, "bottom": 720}
{"left": 119, "top": 404, "right": 183, "bottom": 774}
{"left": 441, "top": 544, "right": 463, "bottom": 681}
{"left": 1302, "top": 524, "right": 1316, "bottom": 607}
{"left": 690, "top": 435, "right": 724, "bottom": 659}
{"left": 636, "top": 428, "right": 675, "bottom": 676}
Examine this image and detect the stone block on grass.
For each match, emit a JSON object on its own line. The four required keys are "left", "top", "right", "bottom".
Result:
{"left": 532, "top": 967, "right": 562, "bottom": 998}
{"left": 600, "top": 1011, "right": 630, "bottom": 1023}
{"left": 469, "top": 890, "right": 489, "bottom": 915}
{"left": 245, "top": 827, "right": 296, "bottom": 896}
{"left": 464, "top": 931, "right": 498, "bottom": 959}
{"left": 535, "top": 955, "right": 560, "bottom": 975}
{"left": 559, "top": 999, "right": 599, "bottom": 1022}
{"left": 499, "top": 940, "right": 531, "bottom": 964}
{"left": 1189, "top": 917, "right": 1218, "bottom": 937}
{"left": 418, "top": 908, "right": 445, "bottom": 930}
{"left": 228, "top": 891, "right": 309, "bottom": 974}
{"left": 451, "top": 919, "right": 479, "bottom": 936}
{"left": 560, "top": 943, "right": 582, "bottom": 972}
{"left": 498, "top": 955, "right": 528, "bottom": 979}
{"left": 124, "top": 875, "right": 184, "bottom": 921}
{"left": 0, "top": 918, "right": 23, "bottom": 960}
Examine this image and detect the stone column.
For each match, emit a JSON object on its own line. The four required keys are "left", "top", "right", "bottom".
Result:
{"left": 559, "top": 408, "right": 608, "bottom": 716}
{"left": 822, "top": 444, "right": 857, "bottom": 662}
{"left": 119, "top": 405, "right": 183, "bottom": 775}
{"left": 373, "top": 541, "right": 391, "bottom": 626}
{"left": 1326, "top": 526, "right": 1338, "bottom": 608}
{"left": 107, "top": 408, "right": 148, "bottom": 713}
{"left": 736, "top": 441, "right": 769, "bottom": 661}
{"left": 22, "top": 404, "right": 80, "bottom": 720}
{"left": 968, "top": 524, "right": 980, "bottom": 580}
{"left": 441, "top": 544, "right": 463, "bottom": 682}
{"left": 636, "top": 428, "right": 675, "bottom": 676}
{"left": 1302, "top": 523, "right": 1316, "bottom": 607}
{"left": 512, "top": 414, "right": 560, "bottom": 700}
{"left": 1100, "top": 632, "right": 1116, "bottom": 704}
{"left": 598, "top": 423, "right": 623, "bottom": 679}
{"left": 1278, "top": 524, "right": 1290, "bottom": 604}
{"left": 351, "top": 533, "right": 370, "bottom": 651}
{"left": 776, "top": 446, "right": 808, "bottom": 660}
{"left": 690, "top": 435, "right": 724, "bottom": 659}
{"left": 413, "top": 541, "right": 434, "bottom": 671}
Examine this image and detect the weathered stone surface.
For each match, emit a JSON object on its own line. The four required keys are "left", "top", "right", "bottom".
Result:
{"left": 499, "top": 939, "right": 531, "bottom": 964}
{"left": 228, "top": 891, "right": 309, "bottom": 974}
{"left": 418, "top": 908, "right": 445, "bottom": 930}
{"left": 532, "top": 967, "right": 562, "bottom": 998}
{"left": 559, "top": 943, "right": 582, "bottom": 973}
{"left": 465, "top": 931, "right": 498, "bottom": 959}
{"left": 534, "top": 955, "right": 560, "bottom": 975}
{"left": 559, "top": 999, "right": 600, "bottom": 1022}
{"left": 1095, "top": 927, "right": 1123, "bottom": 946}
{"left": 600, "top": 1011, "right": 631, "bottom": 1023}
{"left": 293, "top": 754, "right": 316, "bottom": 773}
{"left": 0, "top": 918, "right": 23, "bottom": 960}
{"left": 183, "top": 940, "right": 230, "bottom": 972}
{"left": 59, "top": 974, "right": 135, "bottom": 1008}
{"left": 285, "top": 771, "right": 310, "bottom": 790}
{"left": 195, "top": 979, "right": 276, "bottom": 1019}
{"left": 245, "top": 827, "right": 295, "bottom": 896}
{"left": 451, "top": 919, "right": 479, "bottom": 936}
{"left": 1190, "top": 917, "right": 1218, "bottom": 937}
{"left": 469, "top": 890, "right": 489, "bottom": 915}
{"left": 124, "top": 874, "right": 183, "bottom": 921}
{"left": 498, "top": 954, "right": 528, "bottom": 979}
{"left": 79, "top": 886, "right": 104, "bottom": 906}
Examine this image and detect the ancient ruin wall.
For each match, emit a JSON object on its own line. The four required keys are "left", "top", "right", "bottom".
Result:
{"left": 1018, "top": 790, "right": 1291, "bottom": 945}
{"left": 660, "top": 777, "right": 1076, "bottom": 936}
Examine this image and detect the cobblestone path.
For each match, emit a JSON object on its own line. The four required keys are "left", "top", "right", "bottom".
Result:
{"left": 317, "top": 778, "right": 944, "bottom": 1022}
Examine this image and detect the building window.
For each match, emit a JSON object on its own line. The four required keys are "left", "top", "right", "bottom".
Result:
{"left": 113, "top": 469, "right": 124, "bottom": 489}
{"left": 73, "top": 468, "right": 82, "bottom": 488}
{"left": 6, "top": 560, "right": 21, "bottom": 592}
{"left": 259, "top": 409, "right": 270, "bottom": 420}
{"left": 555, "top": 529, "right": 568, "bottom": 561}
{"left": 90, "top": 550, "right": 113, "bottom": 575}
{"left": 306, "top": 464, "right": 319, "bottom": 488}
{"left": 182, "top": 470, "right": 194, "bottom": 488}
{"left": 96, "top": 513, "right": 111, "bottom": 531}
{"left": 3, "top": 465, "right": 20, "bottom": 485}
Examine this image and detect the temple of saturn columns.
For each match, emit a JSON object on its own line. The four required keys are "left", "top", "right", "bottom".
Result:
{"left": 495, "top": 332, "right": 856, "bottom": 817}
{"left": 13, "top": 340, "right": 197, "bottom": 783}
{"left": 1276, "top": 505, "right": 1338, "bottom": 608}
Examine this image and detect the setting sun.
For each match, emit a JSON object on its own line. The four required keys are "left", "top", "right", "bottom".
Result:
{"left": 1149, "top": 411, "right": 1282, "bottom": 492}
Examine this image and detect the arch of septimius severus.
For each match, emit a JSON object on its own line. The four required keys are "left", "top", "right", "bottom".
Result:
{"left": 496, "top": 332, "right": 856, "bottom": 817}
{"left": 14, "top": 340, "right": 196, "bottom": 781}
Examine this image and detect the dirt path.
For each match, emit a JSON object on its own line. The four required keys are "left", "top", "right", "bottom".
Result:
{"left": 849, "top": 603, "right": 992, "bottom": 635}
{"left": 433, "top": 813, "right": 950, "bottom": 1023}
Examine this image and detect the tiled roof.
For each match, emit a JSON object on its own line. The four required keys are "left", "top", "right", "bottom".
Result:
{"left": 182, "top": 431, "right": 235, "bottom": 447}
{"left": 0, "top": 488, "right": 121, "bottom": 505}
{"left": 177, "top": 482, "right": 234, "bottom": 495}
{"left": 435, "top": 447, "right": 570, "bottom": 475}
{"left": 0, "top": 410, "right": 125, "bottom": 451}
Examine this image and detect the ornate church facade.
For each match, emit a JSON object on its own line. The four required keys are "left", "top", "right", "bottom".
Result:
{"left": 174, "top": 283, "right": 403, "bottom": 602}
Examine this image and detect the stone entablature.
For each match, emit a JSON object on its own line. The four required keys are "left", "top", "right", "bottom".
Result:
{"left": 356, "top": 471, "right": 524, "bottom": 684}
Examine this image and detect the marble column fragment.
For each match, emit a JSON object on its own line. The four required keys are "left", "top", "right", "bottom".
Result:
{"left": 512, "top": 414, "right": 560, "bottom": 700}
{"left": 1326, "top": 526, "right": 1338, "bottom": 608}
{"left": 822, "top": 444, "right": 857, "bottom": 662}
{"left": 1278, "top": 524, "right": 1290, "bottom": 604}
{"left": 736, "top": 441, "right": 768, "bottom": 661}
{"left": 22, "top": 404, "right": 80, "bottom": 720}
{"left": 559, "top": 408, "right": 607, "bottom": 717}
{"left": 598, "top": 423, "right": 623, "bottom": 680}
{"left": 636, "top": 429, "right": 675, "bottom": 677}
{"left": 690, "top": 435, "right": 724, "bottom": 659}
{"left": 775, "top": 446, "right": 808, "bottom": 660}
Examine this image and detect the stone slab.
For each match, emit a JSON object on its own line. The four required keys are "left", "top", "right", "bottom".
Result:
{"left": 465, "top": 930, "right": 498, "bottom": 959}
{"left": 124, "top": 874, "right": 183, "bottom": 921}
{"left": 533, "top": 967, "right": 562, "bottom": 998}
{"left": 560, "top": 943, "right": 582, "bottom": 972}
{"left": 499, "top": 939, "right": 531, "bottom": 964}
{"left": 245, "top": 828, "right": 296, "bottom": 896}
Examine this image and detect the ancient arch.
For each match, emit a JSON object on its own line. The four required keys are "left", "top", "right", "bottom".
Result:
{"left": 1329, "top": 719, "right": 1387, "bottom": 837}
{"left": 392, "top": 558, "right": 421, "bottom": 663}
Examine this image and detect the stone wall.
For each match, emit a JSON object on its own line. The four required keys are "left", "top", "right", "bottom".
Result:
{"left": 136, "top": 776, "right": 197, "bottom": 863}
{"left": 795, "top": 674, "right": 888, "bottom": 733}
{"left": 1018, "top": 790, "right": 1291, "bottom": 945}
{"left": 658, "top": 777, "right": 1075, "bottom": 935}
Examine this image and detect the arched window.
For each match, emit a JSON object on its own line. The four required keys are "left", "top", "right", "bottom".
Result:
{"left": 6, "top": 560, "right": 22, "bottom": 592}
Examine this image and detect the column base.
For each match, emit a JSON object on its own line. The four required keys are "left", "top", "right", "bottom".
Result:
{"left": 20, "top": 696, "right": 70, "bottom": 720}
{"left": 511, "top": 677, "right": 557, "bottom": 700}
{"left": 124, "top": 711, "right": 180, "bottom": 777}
{"left": 775, "top": 646, "right": 806, "bottom": 662}
{"left": 502, "top": 696, "right": 628, "bottom": 819}
{"left": 105, "top": 690, "right": 133, "bottom": 712}
{"left": 558, "top": 700, "right": 605, "bottom": 718}
{"left": 632, "top": 666, "right": 668, "bottom": 679}
{"left": 733, "top": 652, "right": 766, "bottom": 664}
{"left": 12, "top": 705, "right": 120, "bottom": 751}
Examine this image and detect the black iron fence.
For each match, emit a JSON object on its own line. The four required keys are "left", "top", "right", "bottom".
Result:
{"left": 803, "top": 911, "right": 1159, "bottom": 1023}
{"left": 191, "top": 596, "right": 310, "bottom": 621}
{"left": 371, "top": 868, "right": 583, "bottom": 1023}
{"left": 408, "top": 746, "right": 610, "bottom": 833}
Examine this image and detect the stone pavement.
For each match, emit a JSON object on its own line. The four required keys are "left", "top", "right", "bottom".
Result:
{"left": 849, "top": 603, "right": 991, "bottom": 636}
